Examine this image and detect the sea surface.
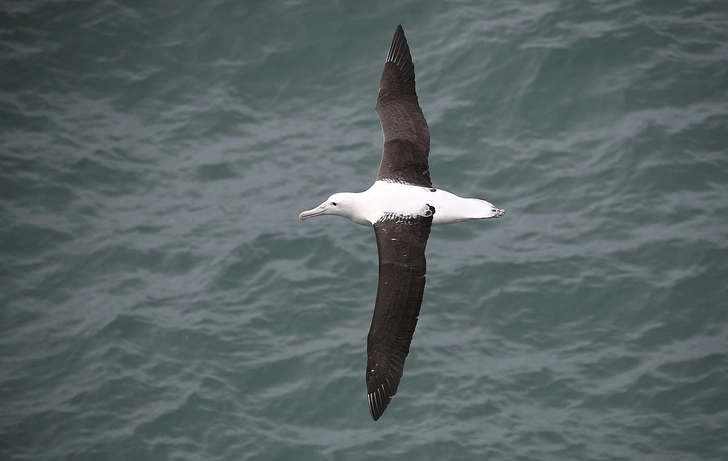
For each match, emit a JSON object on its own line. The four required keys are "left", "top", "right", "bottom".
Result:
{"left": 2, "top": 1, "right": 728, "bottom": 460}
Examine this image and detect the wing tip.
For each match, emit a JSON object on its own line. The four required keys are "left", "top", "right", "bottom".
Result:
{"left": 367, "top": 383, "right": 389, "bottom": 421}
{"left": 386, "top": 24, "right": 411, "bottom": 66}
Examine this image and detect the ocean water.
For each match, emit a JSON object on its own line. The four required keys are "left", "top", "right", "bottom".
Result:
{"left": 2, "top": 1, "right": 728, "bottom": 460}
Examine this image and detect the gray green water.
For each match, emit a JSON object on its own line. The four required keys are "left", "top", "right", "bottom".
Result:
{"left": 2, "top": 1, "right": 728, "bottom": 460}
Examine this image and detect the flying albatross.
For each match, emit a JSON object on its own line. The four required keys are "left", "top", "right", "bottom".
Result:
{"left": 299, "top": 25, "right": 505, "bottom": 421}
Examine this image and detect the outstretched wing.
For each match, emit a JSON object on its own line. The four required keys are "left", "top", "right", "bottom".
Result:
{"left": 367, "top": 205, "right": 434, "bottom": 420}
{"left": 375, "top": 25, "right": 431, "bottom": 188}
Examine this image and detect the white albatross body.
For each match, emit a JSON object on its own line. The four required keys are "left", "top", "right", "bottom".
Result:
{"left": 299, "top": 180, "right": 504, "bottom": 226}
{"left": 299, "top": 25, "right": 505, "bottom": 421}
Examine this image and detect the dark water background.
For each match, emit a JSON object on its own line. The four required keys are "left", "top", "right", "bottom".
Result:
{"left": 2, "top": 1, "right": 728, "bottom": 460}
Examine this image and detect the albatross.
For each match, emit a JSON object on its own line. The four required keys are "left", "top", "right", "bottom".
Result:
{"left": 299, "top": 25, "right": 505, "bottom": 421}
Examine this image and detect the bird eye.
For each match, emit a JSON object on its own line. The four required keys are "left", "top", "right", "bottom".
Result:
{"left": 332, "top": 202, "right": 337, "bottom": 206}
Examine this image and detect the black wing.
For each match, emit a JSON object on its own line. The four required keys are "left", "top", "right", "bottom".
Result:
{"left": 367, "top": 206, "right": 434, "bottom": 420}
{"left": 375, "top": 25, "right": 432, "bottom": 188}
